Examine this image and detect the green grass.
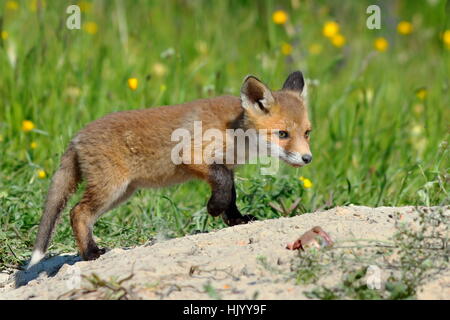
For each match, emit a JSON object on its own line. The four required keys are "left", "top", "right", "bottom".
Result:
{"left": 0, "top": 0, "right": 448, "bottom": 270}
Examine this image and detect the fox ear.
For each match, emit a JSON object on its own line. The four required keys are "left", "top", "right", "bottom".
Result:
{"left": 282, "top": 71, "right": 305, "bottom": 96}
{"left": 240, "top": 75, "right": 275, "bottom": 114}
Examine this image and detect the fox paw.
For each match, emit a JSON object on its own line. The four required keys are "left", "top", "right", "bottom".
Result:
{"left": 82, "top": 247, "right": 106, "bottom": 261}
{"left": 224, "top": 214, "right": 257, "bottom": 226}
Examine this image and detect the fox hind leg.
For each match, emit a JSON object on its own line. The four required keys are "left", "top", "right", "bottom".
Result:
{"left": 70, "top": 201, "right": 105, "bottom": 261}
{"left": 70, "top": 183, "right": 135, "bottom": 261}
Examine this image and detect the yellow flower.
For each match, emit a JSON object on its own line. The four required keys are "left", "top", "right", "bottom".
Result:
{"left": 303, "top": 179, "right": 313, "bottom": 188}
{"left": 397, "top": 21, "right": 413, "bottom": 35}
{"left": 152, "top": 63, "right": 167, "bottom": 77}
{"left": 272, "top": 10, "right": 288, "bottom": 25}
{"left": 308, "top": 43, "right": 322, "bottom": 55}
{"left": 443, "top": 30, "right": 450, "bottom": 49}
{"left": 83, "top": 22, "right": 98, "bottom": 35}
{"left": 299, "top": 176, "right": 313, "bottom": 188}
{"left": 281, "top": 42, "right": 293, "bottom": 55}
{"left": 22, "top": 120, "right": 35, "bottom": 132}
{"left": 322, "top": 21, "right": 339, "bottom": 38}
{"left": 30, "top": 141, "right": 37, "bottom": 149}
{"left": 331, "top": 34, "right": 346, "bottom": 48}
{"left": 78, "top": 0, "right": 92, "bottom": 13}
{"left": 37, "top": 169, "right": 46, "bottom": 179}
{"left": 416, "top": 88, "right": 427, "bottom": 101}
{"left": 304, "top": 179, "right": 313, "bottom": 188}
{"left": 6, "top": 1, "right": 19, "bottom": 10}
{"left": 374, "top": 37, "right": 389, "bottom": 52}
{"left": 1, "top": 31, "right": 8, "bottom": 40}
{"left": 128, "top": 78, "right": 138, "bottom": 91}
{"left": 160, "top": 84, "right": 167, "bottom": 92}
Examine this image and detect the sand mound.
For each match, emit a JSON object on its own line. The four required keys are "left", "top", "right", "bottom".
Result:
{"left": 0, "top": 206, "right": 448, "bottom": 300}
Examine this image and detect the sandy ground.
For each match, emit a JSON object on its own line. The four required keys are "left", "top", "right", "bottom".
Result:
{"left": 0, "top": 205, "right": 448, "bottom": 300}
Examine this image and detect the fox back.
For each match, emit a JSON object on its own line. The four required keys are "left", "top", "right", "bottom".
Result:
{"left": 28, "top": 71, "right": 312, "bottom": 267}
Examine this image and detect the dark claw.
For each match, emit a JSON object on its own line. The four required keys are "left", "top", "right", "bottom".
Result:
{"left": 83, "top": 247, "right": 107, "bottom": 261}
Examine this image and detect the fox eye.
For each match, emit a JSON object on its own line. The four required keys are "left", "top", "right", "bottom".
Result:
{"left": 278, "top": 131, "right": 289, "bottom": 139}
{"left": 305, "top": 130, "right": 311, "bottom": 138}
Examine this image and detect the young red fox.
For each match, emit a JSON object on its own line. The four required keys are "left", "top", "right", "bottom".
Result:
{"left": 28, "top": 71, "right": 312, "bottom": 268}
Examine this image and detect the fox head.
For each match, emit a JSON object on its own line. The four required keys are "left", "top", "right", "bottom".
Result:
{"left": 240, "top": 71, "right": 312, "bottom": 167}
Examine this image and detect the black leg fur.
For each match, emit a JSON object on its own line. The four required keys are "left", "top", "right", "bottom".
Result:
{"left": 207, "top": 164, "right": 256, "bottom": 226}
{"left": 206, "top": 164, "right": 233, "bottom": 217}
{"left": 222, "top": 181, "right": 257, "bottom": 226}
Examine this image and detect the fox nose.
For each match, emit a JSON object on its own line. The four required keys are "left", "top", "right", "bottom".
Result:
{"left": 302, "top": 154, "right": 312, "bottom": 164}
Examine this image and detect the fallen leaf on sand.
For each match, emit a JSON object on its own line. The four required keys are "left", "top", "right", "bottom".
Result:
{"left": 286, "top": 226, "right": 333, "bottom": 251}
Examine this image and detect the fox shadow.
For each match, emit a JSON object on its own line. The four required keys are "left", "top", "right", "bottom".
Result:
{"left": 13, "top": 254, "right": 81, "bottom": 288}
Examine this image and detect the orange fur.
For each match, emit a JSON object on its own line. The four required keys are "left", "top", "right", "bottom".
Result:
{"left": 30, "top": 72, "right": 312, "bottom": 264}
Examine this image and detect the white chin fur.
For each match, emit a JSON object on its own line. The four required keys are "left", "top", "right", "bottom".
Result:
{"left": 268, "top": 143, "right": 305, "bottom": 166}
{"left": 28, "top": 250, "right": 45, "bottom": 269}
{"left": 280, "top": 152, "right": 305, "bottom": 166}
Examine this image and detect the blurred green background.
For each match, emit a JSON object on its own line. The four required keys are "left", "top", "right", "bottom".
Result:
{"left": 0, "top": 0, "right": 448, "bottom": 268}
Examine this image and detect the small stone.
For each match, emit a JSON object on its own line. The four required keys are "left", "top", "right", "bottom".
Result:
{"left": 336, "top": 207, "right": 352, "bottom": 216}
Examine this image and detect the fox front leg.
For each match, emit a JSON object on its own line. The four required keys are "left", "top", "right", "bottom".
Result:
{"left": 207, "top": 164, "right": 256, "bottom": 226}
{"left": 222, "top": 180, "right": 257, "bottom": 226}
